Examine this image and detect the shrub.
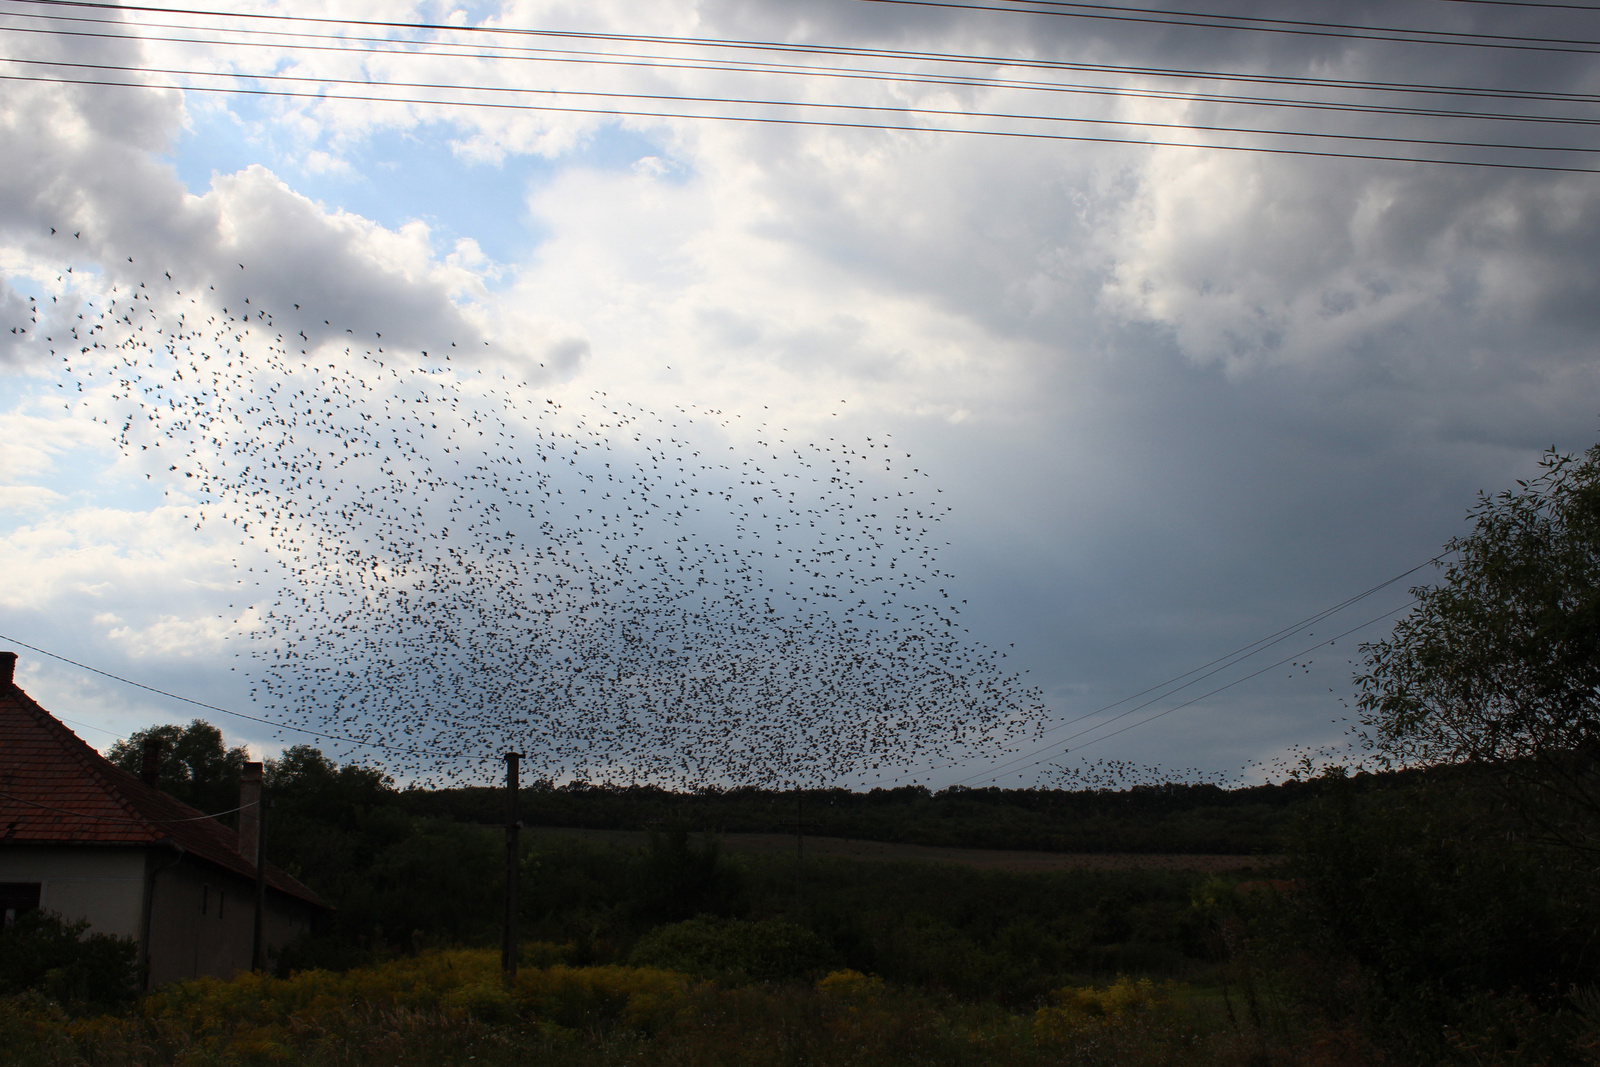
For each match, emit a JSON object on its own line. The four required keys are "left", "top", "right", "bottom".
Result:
{"left": 1033, "top": 975, "right": 1180, "bottom": 1044}
{"left": 0, "top": 911, "right": 139, "bottom": 1013}
{"left": 138, "top": 946, "right": 691, "bottom": 1040}
{"left": 630, "top": 827, "right": 746, "bottom": 924}
{"left": 629, "top": 916, "right": 832, "bottom": 982}
{"left": 1276, "top": 770, "right": 1599, "bottom": 1058}
{"left": 816, "top": 968, "right": 885, "bottom": 1001}
{"left": 513, "top": 964, "right": 690, "bottom": 1032}
{"left": 439, "top": 981, "right": 518, "bottom": 1023}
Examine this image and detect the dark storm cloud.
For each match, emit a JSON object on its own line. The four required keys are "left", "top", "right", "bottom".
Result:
{"left": 652, "top": 0, "right": 1600, "bottom": 775}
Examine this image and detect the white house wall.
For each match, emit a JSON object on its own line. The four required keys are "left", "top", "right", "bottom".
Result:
{"left": 0, "top": 845, "right": 146, "bottom": 939}
{"left": 2, "top": 844, "right": 317, "bottom": 988}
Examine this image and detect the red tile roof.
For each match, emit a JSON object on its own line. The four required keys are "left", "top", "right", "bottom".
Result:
{"left": 0, "top": 677, "right": 325, "bottom": 909}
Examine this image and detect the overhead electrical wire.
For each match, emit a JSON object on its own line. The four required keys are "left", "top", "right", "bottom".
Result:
{"left": 849, "top": 0, "right": 1600, "bottom": 53}
{"left": 5, "top": 68, "right": 1594, "bottom": 172}
{"left": 1030, "top": 600, "right": 1419, "bottom": 757}
{"left": 8, "top": 3, "right": 1600, "bottom": 107}
{"left": 0, "top": 632, "right": 464, "bottom": 760}
{"left": 5, "top": 18, "right": 1600, "bottom": 131}
{"left": 6, "top": 0, "right": 1598, "bottom": 173}
{"left": 950, "top": 599, "right": 1421, "bottom": 786}
{"left": 1426, "top": 0, "right": 1600, "bottom": 11}
{"left": 1011, "top": 554, "right": 1446, "bottom": 742}
{"left": 1433, "top": 0, "right": 1600, "bottom": 10}
{"left": 9, "top": 0, "right": 1600, "bottom": 55}
{"left": 6, "top": 55, "right": 1594, "bottom": 160}
{"left": 944, "top": 552, "right": 1451, "bottom": 786}
{"left": 0, "top": 791, "right": 252, "bottom": 824}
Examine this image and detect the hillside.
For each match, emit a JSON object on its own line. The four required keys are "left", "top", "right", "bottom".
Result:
{"left": 397, "top": 775, "right": 1429, "bottom": 855}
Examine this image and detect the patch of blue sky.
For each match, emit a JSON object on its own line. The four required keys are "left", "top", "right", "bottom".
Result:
{"left": 0, "top": 439, "right": 170, "bottom": 538}
{"left": 165, "top": 98, "right": 688, "bottom": 274}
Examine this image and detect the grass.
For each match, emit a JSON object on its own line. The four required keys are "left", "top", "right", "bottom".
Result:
{"left": 0, "top": 947, "right": 1375, "bottom": 1067}
{"left": 525, "top": 827, "right": 1274, "bottom": 873}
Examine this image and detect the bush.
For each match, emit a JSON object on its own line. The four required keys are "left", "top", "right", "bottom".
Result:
{"left": 629, "top": 916, "right": 833, "bottom": 982}
{"left": 1033, "top": 975, "right": 1181, "bottom": 1044}
{"left": 141, "top": 946, "right": 690, "bottom": 1037}
{"left": 1265, "top": 769, "right": 1600, "bottom": 1063}
{"left": 0, "top": 911, "right": 139, "bottom": 1013}
{"left": 630, "top": 827, "right": 746, "bottom": 924}
{"left": 816, "top": 968, "right": 885, "bottom": 1001}
{"left": 513, "top": 964, "right": 690, "bottom": 1032}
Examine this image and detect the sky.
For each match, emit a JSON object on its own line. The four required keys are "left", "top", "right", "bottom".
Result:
{"left": 2, "top": 0, "right": 1599, "bottom": 789}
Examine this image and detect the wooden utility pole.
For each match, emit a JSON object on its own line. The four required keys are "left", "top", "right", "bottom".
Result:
{"left": 502, "top": 751, "right": 523, "bottom": 984}
{"left": 795, "top": 786, "right": 804, "bottom": 910}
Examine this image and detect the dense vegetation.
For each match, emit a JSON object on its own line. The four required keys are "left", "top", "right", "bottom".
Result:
{"left": 0, "top": 946, "right": 1298, "bottom": 1067}
{"left": 401, "top": 777, "right": 1319, "bottom": 855}
{"left": 260, "top": 768, "right": 1235, "bottom": 997}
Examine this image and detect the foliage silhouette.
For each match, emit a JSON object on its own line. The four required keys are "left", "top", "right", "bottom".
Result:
{"left": 106, "top": 720, "right": 248, "bottom": 822}
{"left": 1358, "top": 442, "right": 1600, "bottom": 853}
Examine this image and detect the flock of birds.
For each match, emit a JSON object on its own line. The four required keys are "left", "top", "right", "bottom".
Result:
{"left": 8, "top": 228, "right": 1047, "bottom": 789}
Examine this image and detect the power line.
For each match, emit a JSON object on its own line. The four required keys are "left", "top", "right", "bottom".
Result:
{"left": 8, "top": 55, "right": 1595, "bottom": 158}
{"left": 1021, "top": 553, "right": 1446, "bottom": 743}
{"left": 1430, "top": 0, "right": 1600, "bottom": 9}
{"left": 1056, "top": 600, "right": 1420, "bottom": 756}
{"left": 0, "top": 631, "right": 459, "bottom": 759}
{"left": 850, "top": 0, "right": 1600, "bottom": 53}
{"left": 7, "top": 18, "right": 1600, "bottom": 132}
{"left": 10, "top": 4, "right": 1600, "bottom": 107}
{"left": 0, "top": 790, "right": 250, "bottom": 824}
{"left": 12, "top": 0, "right": 1600, "bottom": 61}
{"left": 953, "top": 598, "right": 1418, "bottom": 785}
{"left": 945, "top": 553, "right": 1450, "bottom": 786}
{"left": 21, "top": 0, "right": 1600, "bottom": 56}
{"left": 5, "top": 70, "right": 1597, "bottom": 173}
{"left": 1426, "top": 0, "right": 1600, "bottom": 11}
{"left": 57, "top": 714, "right": 126, "bottom": 741}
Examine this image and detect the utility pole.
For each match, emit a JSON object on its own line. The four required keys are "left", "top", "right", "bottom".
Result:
{"left": 502, "top": 751, "right": 523, "bottom": 984}
{"left": 795, "top": 786, "right": 804, "bottom": 911}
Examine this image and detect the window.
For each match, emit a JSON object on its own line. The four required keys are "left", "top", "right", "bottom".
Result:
{"left": 201, "top": 884, "right": 209, "bottom": 915}
{"left": 0, "top": 883, "right": 41, "bottom": 927}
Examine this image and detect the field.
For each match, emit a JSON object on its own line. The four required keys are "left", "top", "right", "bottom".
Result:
{"left": 527, "top": 826, "right": 1274, "bottom": 873}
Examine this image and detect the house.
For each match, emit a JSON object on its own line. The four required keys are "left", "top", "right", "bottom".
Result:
{"left": 0, "top": 651, "right": 325, "bottom": 987}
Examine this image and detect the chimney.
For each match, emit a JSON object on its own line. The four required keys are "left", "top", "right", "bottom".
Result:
{"left": 0, "top": 651, "right": 15, "bottom": 687}
{"left": 140, "top": 737, "right": 163, "bottom": 788}
{"left": 238, "top": 762, "right": 263, "bottom": 862}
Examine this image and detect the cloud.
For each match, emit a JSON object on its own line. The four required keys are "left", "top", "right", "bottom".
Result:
{"left": 0, "top": 409, "right": 102, "bottom": 482}
{"left": 0, "top": 502, "right": 239, "bottom": 614}
{"left": 0, "top": 17, "right": 585, "bottom": 374}
{"left": 2, "top": 0, "right": 1599, "bottom": 779}
{"left": 0, "top": 485, "right": 62, "bottom": 511}
{"left": 1098, "top": 156, "right": 1600, "bottom": 384}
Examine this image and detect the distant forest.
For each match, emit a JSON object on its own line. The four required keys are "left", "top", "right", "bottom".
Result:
{"left": 403, "top": 772, "right": 1436, "bottom": 855}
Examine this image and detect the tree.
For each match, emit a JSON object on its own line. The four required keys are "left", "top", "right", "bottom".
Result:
{"left": 107, "top": 719, "right": 249, "bottom": 818}
{"left": 263, "top": 744, "right": 410, "bottom": 890}
{"left": 266, "top": 744, "right": 396, "bottom": 819}
{"left": 1356, "top": 442, "right": 1600, "bottom": 850}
